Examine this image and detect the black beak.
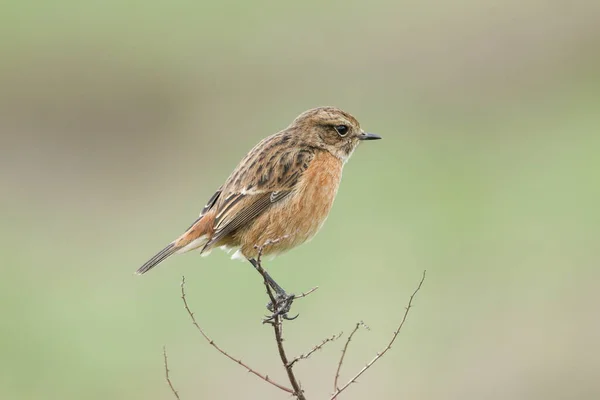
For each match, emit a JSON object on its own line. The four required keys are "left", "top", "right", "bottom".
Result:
{"left": 359, "top": 132, "right": 382, "bottom": 141}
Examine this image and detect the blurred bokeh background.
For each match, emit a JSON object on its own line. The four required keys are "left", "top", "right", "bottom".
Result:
{"left": 1, "top": 1, "right": 599, "bottom": 399}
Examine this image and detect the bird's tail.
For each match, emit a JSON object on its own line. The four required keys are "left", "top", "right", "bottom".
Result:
{"left": 135, "top": 216, "right": 211, "bottom": 275}
{"left": 135, "top": 242, "right": 179, "bottom": 275}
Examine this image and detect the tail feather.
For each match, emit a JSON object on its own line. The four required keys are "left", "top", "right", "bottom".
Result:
{"left": 136, "top": 242, "right": 179, "bottom": 275}
{"left": 136, "top": 215, "right": 213, "bottom": 275}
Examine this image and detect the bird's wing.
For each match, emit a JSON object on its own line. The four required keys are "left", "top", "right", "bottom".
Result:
{"left": 176, "top": 186, "right": 222, "bottom": 234}
{"left": 200, "top": 186, "right": 222, "bottom": 216}
{"left": 205, "top": 148, "right": 314, "bottom": 248}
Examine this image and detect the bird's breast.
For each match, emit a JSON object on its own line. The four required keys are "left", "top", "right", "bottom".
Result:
{"left": 240, "top": 151, "right": 343, "bottom": 257}
{"left": 295, "top": 151, "right": 343, "bottom": 232}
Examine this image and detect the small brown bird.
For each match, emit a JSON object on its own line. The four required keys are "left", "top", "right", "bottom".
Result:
{"left": 136, "top": 106, "right": 380, "bottom": 315}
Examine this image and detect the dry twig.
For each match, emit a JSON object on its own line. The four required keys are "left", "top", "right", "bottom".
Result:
{"left": 330, "top": 270, "right": 427, "bottom": 399}
{"left": 254, "top": 239, "right": 311, "bottom": 400}
{"left": 180, "top": 276, "right": 293, "bottom": 394}
{"left": 294, "top": 286, "right": 319, "bottom": 299}
{"left": 268, "top": 312, "right": 306, "bottom": 399}
{"left": 333, "top": 321, "right": 369, "bottom": 393}
{"left": 163, "top": 346, "right": 181, "bottom": 400}
{"left": 168, "top": 236, "right": 426, "bottom": 400}
{"left": 288, "top": 332, "right": 344, "bottom": 368}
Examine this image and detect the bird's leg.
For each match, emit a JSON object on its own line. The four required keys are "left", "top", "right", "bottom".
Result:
{"left": 247, "top": 258, "right": 286, "bottom": 295}
{"left": 248, "top": 258, "right": 297, "bottom": 321}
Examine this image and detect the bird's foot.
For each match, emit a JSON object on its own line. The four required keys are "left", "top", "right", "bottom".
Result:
{"left": 263, "top": 292, "right": 297, "bottom": 323}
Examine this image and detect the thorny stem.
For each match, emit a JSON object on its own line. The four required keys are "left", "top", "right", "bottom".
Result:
{"left": 169, "top": 236, "right": 425, "bottom": 400}
{"left": 255, "top": 240, "right": 308, "bottom": 400}
{"left": 163, "top": 346, "right": 181, "bottom": 400}
{"left": 330, "top": 270, "right": 427, "bottom": 400}
{"left": 333, "top": 321, "right": 369, "bottom": 392}
{"left": 180, "top": 276, "right": 293, "bottom": 394}
{"left": 288, "top": 332, "right": 344, "bottom": 368}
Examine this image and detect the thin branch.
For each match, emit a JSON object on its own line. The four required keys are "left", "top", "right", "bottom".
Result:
{"left": 180, "top": 276, "right": 293, "bottom": 394}
{"left": 294, "top": 286, "right": 319, "bottom": 299}
{"left": 163, "top": 346, "right": 181, "bottom": 400}
{"left": 255, "top": 236, "right": 289, "bottom": 263}
{"left": 175, "top": 238, "right": 424, "bottom": 400}
{"left": 288, "top": 331, "right": 344, "bottom": 368}
{"left": 254, "top": 240, "right": 308, "bottom": 400}
{"left": 269, "top": 315, "right": 306, "bottom": 399}
{"left": 330, "top": 270, "right": 426, "bottom": 400}
{"left": 333, "top": 321, "right": 369, "bottom": 392}
{"left": 261, "top": 274, "right": 305, "bottom": 398}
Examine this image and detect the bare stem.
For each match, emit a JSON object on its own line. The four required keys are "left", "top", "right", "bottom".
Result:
{"left": 288, "top": 331, "right": 344, "bottom": 368}
{"left": 180, "top": 276, "right": 293, "bottom": 394}
{"left": 330, "top": 270, "right": 427, "bottom": 400}
{"left": 173, "top": 236, "right": 425, "bottom": 400}
{"left": 295, "top": 286, "right": 319, "bottom": 299}
{"left": 163, "top": 346, "right": 181, "bottom": 400}
{"left": 269, "top": 316, "right": 306, "bottom": 399}
{"left": 254, "top": 240, "right": 309, "bottom": 400}
{"left": 333, "top": 321, "right": 369, "bottom": 393}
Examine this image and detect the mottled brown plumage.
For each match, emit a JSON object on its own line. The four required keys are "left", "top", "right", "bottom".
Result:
{"left": 136, "top": 106, "right": 380, "bottom": 275}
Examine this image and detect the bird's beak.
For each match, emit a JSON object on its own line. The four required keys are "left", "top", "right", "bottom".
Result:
{"left": 359, "top": 132, "right": 382, "bottom": 141}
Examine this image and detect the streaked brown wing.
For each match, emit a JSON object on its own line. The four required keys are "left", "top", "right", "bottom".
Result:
{"left": 200, "top": 186, "right": 222, "bottom": 216}
{"left": 206, "top": 190, "right": 292, "bottom": 246}
{"left": 205, "top": 145, "right": 314, "bottom": 247}
{"left": 180, "top": 186, "right": 222, "bottom": 233}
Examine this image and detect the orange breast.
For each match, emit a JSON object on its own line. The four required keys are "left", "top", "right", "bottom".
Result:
{"left": 240, "top": 151, "right": 343, "bottom": 257}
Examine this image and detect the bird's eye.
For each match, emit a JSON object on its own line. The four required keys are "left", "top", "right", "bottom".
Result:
{"left": 334, "top": 125, "right": 349, "bottom": 136}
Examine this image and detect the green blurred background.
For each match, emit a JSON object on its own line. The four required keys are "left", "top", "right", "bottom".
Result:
{"left": 1, "top": 1, "right": 599, "bottom": 399}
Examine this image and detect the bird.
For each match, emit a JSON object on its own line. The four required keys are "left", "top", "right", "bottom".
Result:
{"left": 136, "top": 106, "right": 381, "bottom": 317}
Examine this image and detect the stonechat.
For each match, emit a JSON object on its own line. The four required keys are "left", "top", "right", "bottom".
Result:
{"left": 136, "top": 107, "right": 380, "bottom": 313}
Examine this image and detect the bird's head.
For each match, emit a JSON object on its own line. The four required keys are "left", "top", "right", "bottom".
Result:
{"left": 289, "top": 106, "right": 381, "bottom": 162}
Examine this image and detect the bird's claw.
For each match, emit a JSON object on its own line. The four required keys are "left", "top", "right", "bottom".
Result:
{"left": 263, "top": 292, "right": 296, "bottom": 323}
